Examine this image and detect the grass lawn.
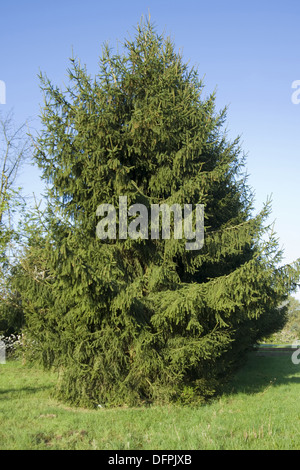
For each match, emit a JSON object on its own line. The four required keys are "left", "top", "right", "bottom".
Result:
{"left": 0, "top": 352, "right": 299, "bottom": 450}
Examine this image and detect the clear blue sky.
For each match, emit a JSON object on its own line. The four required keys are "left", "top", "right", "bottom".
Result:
{"left": 1, "top": 0, "right": 300, "bottom": 295}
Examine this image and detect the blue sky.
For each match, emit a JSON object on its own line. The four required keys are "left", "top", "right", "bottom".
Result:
{"left": 1, "top": 0, "right": 300, "bottom": 295}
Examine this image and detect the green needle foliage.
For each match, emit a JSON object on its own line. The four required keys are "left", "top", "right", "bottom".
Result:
{"left": 18, "top": 18, "right": 300, "bottom": 407}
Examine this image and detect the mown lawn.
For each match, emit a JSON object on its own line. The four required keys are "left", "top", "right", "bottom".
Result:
{"left": 0, "top": 352, "right": 299, "bottom": 450}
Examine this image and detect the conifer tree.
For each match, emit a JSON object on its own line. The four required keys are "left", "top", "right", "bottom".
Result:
{"left": 21, "top": 19, "right": 300, "bottom": 406}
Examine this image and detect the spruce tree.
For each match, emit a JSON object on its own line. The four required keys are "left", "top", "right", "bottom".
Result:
{"left": 21, "top": 19, "right": 300, "bottom": 406}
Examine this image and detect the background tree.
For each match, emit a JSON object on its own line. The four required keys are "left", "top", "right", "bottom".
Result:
{"left": 0, "top": 111, "right": 30, "bottom": 336}
{"left": 285, "top": 296, "right": 300, "bottom": 338}
{"left": 262, "top": 295, "right": 300, "bottom": 343}
{"left": 19, "top": 18, "right": 300, "bottom": 407}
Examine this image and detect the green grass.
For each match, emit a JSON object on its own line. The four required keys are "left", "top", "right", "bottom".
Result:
{"left": 0, "top": 353, "right": 300, "bottom": 450}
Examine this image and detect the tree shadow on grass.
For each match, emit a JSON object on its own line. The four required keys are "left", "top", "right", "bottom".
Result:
{"left": 0, "top": 385, "right": 53, "bottom": 397}
{"left": 224, "top": 352, "right": 300, "bottom": 395}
